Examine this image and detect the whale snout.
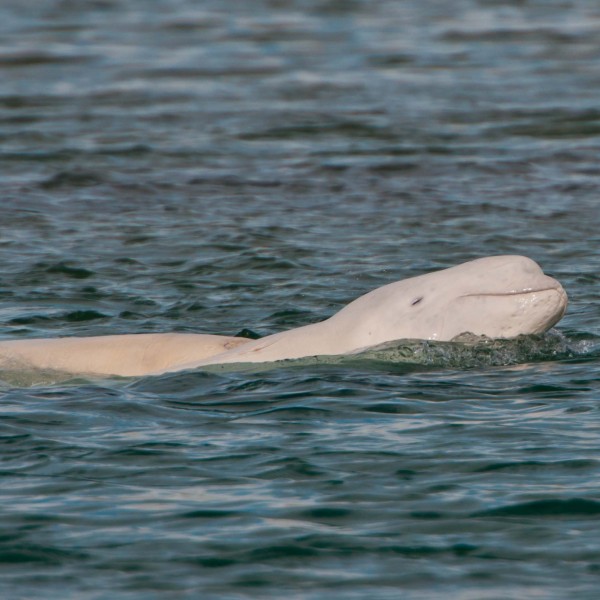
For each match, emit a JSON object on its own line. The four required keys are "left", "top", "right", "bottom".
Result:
{"left": 499, "top": 280, "right": 568, "bottom": 336}
{"left": 445, "top": 274, "right": 568, "bottom": 340}
{"left": 544, "top": 280, "right": 568, "bottom": 327}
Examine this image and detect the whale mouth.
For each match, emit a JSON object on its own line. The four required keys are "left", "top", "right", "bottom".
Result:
{"left": 462, "top": 286, "right": 565, "bottom": 299}
{"left": 463, "top": 286, "right": 568, "bottom": 315}
{"left": 426, "top": 283, "right": 567, "bottom": 344}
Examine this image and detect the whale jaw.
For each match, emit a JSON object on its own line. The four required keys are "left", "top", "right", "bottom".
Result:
{"left": 440, "top": 285, "right": 568, "bottom": 341}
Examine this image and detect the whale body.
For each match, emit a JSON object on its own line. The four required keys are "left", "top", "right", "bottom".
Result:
{"left": 0, "top": 256, "right": 567, "bottom": 377}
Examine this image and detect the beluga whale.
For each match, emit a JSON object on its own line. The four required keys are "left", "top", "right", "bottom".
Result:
{"left": 0, "top": 256, "right": 567, "bottom": 377}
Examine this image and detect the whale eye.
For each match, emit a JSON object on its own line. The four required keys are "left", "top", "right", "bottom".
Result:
{"left": 411, "top": 296, "right": 423, "bottom": 306}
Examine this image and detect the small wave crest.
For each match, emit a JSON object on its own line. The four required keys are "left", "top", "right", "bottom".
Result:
{"left": 200, "top": 329, "right": 599, "bottom": 375}
{"left": 345, "top": 329, "right": 598, "bottom": 370}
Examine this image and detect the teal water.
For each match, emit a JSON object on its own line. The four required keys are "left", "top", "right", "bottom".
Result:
{"left": 1, "top": 0, "right": 599, "bottom": 598}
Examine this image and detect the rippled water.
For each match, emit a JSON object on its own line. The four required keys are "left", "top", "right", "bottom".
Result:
{"left": 1, "top": 0, "right": 599, "bottom": 598}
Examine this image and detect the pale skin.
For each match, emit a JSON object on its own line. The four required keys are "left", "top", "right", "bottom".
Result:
{"left": 0, "top": 333, "right": 250, "bottom": 377}
{"left": 0, "top": 256, "right": 568, "bottom": 378}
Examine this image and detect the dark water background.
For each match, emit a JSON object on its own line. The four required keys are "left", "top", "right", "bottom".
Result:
{"left": 1, "top": 0, "right": 599, "bottom": 598}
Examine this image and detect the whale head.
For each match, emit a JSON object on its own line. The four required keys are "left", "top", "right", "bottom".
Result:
{"left": 337, "top": 255, "right": 568, "bottom": 348}
{"left": 180, "top": 255, "right": 568, "bottom": 367}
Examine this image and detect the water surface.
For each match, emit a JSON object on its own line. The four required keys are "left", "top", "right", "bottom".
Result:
{"left": 1, "top": 0, "right": 599, "bottom": 598}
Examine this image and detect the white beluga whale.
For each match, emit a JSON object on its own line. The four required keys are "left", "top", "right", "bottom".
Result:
{"left": 0, "top": 256, "right": 567, "bottom": 377}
